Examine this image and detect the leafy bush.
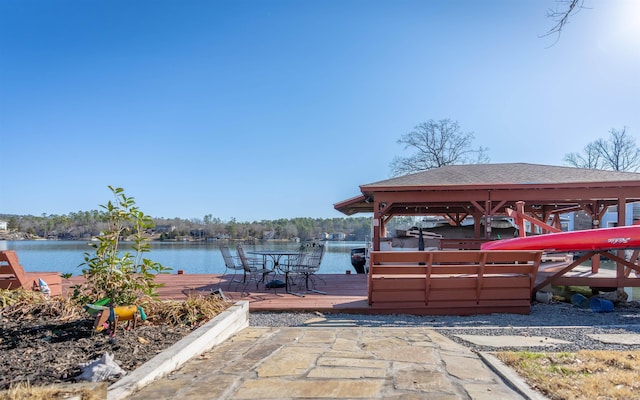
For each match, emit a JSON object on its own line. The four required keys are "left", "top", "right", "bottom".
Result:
{"left": 73, "top": 186, "right": 171, "bottom": 305}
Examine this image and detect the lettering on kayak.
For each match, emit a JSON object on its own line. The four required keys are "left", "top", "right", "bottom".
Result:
{"left": 608, "top": 237, "right": 631, "bottom": 245}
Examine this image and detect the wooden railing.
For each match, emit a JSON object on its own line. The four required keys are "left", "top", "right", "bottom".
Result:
{"left": 439, "top": 238, "right": 488, "bottom": 250}
{"left": 368, "top": 250, "right": 542, "bottom": 315}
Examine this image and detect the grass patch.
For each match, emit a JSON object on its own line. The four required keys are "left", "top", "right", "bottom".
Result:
{"left": 144, "top": 292, "right": 231, "bottom": 327}
{"left": 0, "top": 382, "right": 105, "bottom": 400}
{"left": 496, "top": 350, "right": 640, "bottom": 399}
{"left": 0, "top": 289, "right": 83, "bottom": 320}
{"left": 0, "top": 288, "right": 231, "bottom": 328}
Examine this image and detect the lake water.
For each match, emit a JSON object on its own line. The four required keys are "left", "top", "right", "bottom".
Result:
{"left": 0, "top": 240, "right": 367, "bottom": 276}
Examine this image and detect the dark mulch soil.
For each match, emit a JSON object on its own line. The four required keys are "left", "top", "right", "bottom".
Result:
{"left": 0, "top": 315, "right": 192, "bottom": 390}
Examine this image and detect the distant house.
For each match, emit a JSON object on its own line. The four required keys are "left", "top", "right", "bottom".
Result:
{"left": 0, "top": 221, "right": 7, "bottom": 231}
{"left": 600, "top": 202, "right": 640, "bottom": 228}
{"left": 154, "top": 225, "right": 175, "bottom": 233}
{"left": 329, "top": 232, "right": 346, "bottom": 241}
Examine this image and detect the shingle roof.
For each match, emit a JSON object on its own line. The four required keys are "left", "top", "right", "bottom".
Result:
{"left": 362, "top": 163, "right": 640, "bottom": 188}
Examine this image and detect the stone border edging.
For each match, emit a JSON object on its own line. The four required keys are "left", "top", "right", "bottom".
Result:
{"left": 478, "top": 352, "right": 550, "bottom": 400}
{"left": 107, "top": 300, "right": 249, "bottom": 400}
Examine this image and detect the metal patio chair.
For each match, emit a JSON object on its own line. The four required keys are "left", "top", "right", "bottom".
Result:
{"left": 219, "top": 244, "right": 245, "bottom": 289}
{"left": 236, "top": 243, "right": 274, "bottom": 294}
{"left": 290, "top": 242, "right": 326, "bottom": 295}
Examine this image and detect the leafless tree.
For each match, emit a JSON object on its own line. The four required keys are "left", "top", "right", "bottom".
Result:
{"left": 594, "top": 127, "right": 640, "bottom": 171}
{"left": 541, "top": 0, "right": 587, "bottom": 45}
{"left": 389, "top": 119, "right": 489, "bottom": 177}
{"left": 564, "top": 127, "right": 640, "bottom": 171}
{"left": 564, "top": 142, "right": 603, "bottom": 169}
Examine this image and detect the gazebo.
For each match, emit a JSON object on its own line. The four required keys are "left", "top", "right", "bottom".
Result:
{"left": 335, "top": 163, "right": 640, "bottom": 250}
{"left": 335, "top": 163, "right": 640, "bottom": 310}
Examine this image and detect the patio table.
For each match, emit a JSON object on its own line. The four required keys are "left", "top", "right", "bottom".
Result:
{"left": 248, "top": 250, "right": 302, "bottom": 296}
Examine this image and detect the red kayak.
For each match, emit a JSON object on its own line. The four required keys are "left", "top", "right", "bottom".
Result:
{"left": 481, "top": 225, "right": 640, "bottom": 252}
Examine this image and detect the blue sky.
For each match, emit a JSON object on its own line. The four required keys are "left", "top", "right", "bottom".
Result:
{"left": 1, "top": 0, "right": 639, "bottom": 222}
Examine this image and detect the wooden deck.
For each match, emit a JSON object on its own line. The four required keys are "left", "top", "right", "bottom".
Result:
{"left": 536, "top": 261, "right": 637, "bottom": 290}
{"left": 63, "top": 273, "right": 372, "bottom": 314}
{"left": 58, "top": 259, "right": 640, "bottom": 315}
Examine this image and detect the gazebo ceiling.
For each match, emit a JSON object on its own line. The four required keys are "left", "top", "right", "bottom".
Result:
{"left": 334, "top": 163, "right": 640, "bottom": 217}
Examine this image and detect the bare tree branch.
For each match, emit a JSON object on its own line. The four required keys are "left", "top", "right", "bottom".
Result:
{"left": 564, "top": 142, "right": 602, "bottom": 169}
{"left": 564, "top": 127, "right": 640, "bottom": 172}
{"left": 595, "top": 127, "right": 640, "bottom": 171}
{"left": 541, "top": 0, "right": 586, "bottom": 45}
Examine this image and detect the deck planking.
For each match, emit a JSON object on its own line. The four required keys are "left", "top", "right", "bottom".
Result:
{"left": 536, "top": 260, "right": 640, "bottom": 290}
{"left": 59, "top": 261, "right": 640, "bottom": 315}
{"left": 63, "top": 273, "right": 372, "bottom": 314}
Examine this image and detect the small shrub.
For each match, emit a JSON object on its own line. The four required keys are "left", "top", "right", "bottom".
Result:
{"left": 73, "top": 186, "right": 171, "bottom": 306}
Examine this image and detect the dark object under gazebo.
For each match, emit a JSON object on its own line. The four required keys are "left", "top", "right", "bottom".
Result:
{"left": 350, "top": 248, "right": 367, "bottom": 274}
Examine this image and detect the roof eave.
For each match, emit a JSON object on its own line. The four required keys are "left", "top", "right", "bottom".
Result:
{"left": 333, "top": 194, "right": 372, "bottom": 216}
{"left": 361, "top": 180, "right": 640, "bottom": 192}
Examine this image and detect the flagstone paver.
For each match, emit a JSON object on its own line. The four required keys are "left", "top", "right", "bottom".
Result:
{"left": 455, "top": 334, "right": 570, "bottom": 348}
{"left": 127, "top": 327, "right": 527, "bottom": 399}
{"left": 588, "top": 333, "right": 640, "bottom": 345}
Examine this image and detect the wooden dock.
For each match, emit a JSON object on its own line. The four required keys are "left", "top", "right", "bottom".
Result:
{"left": 59, "top": 259, "right": 640, "bottom": 315}
{"left": 63, "top": 273, "right": 372, "bottom": 314}
{"left": 537, "top": 261, "right": 631, "bottom": 290}
{"left": 535, "top": 252, "right": 640, "bottom": 292}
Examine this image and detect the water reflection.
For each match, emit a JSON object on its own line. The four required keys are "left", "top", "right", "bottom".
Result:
{"left": 0, "top": 240, "right": 367, "bottom": 276}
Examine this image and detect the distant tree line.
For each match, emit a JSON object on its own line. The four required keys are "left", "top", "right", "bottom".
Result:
{"left": 0, "top": 212, "right": 373, "bottom": 242}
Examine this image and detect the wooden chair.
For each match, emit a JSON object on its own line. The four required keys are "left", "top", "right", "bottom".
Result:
{"left": 0, "top": 250, "right": 62, "bottom": 296}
